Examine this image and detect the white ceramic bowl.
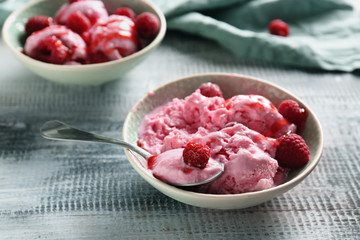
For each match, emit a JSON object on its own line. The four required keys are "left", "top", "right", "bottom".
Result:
{"left": 2, "top": 0, "right": 166, "bottom": 86}
{"left": 123, "top": 73, "right": 323, "bottom": 210}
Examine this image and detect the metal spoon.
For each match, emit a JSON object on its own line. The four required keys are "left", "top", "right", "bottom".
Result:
{"left": 40, "top": 120, "right": 224, "bottom": 187}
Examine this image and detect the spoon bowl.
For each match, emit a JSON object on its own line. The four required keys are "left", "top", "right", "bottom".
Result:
{"left": 40, "top": 120, "right": 224, "bottom": 187}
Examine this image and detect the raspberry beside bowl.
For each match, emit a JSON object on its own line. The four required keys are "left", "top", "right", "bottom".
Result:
{"left": 1, "top": 0, "right": 166, "bottom": 86}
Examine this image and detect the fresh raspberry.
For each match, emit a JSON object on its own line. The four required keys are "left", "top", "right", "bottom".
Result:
{"left": 183, "top": 143, "right": 211, "bottom": 169}
{"left": 275, "top": 133, "right": 310, "bottom": 168}
{"left": 269, "top": 19, "right": 289, "bottom": 37}
{"left": 199, "top": 83, "right": 223, "bottom": 98}
{"left": 114, "top": 7, "right": 136, "bottom": 21}
{"left": 66, "top": 11, "right": 91, "bottom": 34}
{"left": 25, "top": 15, "right": 53, "bottom": 35}
{"left": 135, "top": 12, "right": 160, "bottom": 39}
{"left": 33, "top": 36, "right": 68, "bottom": 64}
{"left": 278, "top": 100, "right": 308, "bottom": 133}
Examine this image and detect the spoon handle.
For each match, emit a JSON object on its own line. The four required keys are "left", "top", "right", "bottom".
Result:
{"left": 40, "top": 120, "right": 152, "bottom": 161}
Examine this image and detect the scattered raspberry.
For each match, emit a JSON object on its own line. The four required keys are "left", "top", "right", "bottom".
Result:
{"left": 269, "top": 19, "right": 289, "bottom": 37}
{"left": 199, "top": 83, "right": 223, "bottom": 98}
{"left": 33, "top": 36, "right": 68, "bottom": 64}
{"left": 66, "top": 11, "right": 91, "bottom": 34}
{"left": 114, "top": 7, "right": 136, "bottom": 21}
{"left": 25, "top": 15, "right": 54, "bottom": 35}
{"left": 183, "top": 143, "right": 211, "bottom": 169}
{"left": 135, "top": 12, "right": 160, "bottom": 39}
{"left": 69, "top": 0, "right": 82, "bottom": 3}
{"left": 278, "top": 100, "right": 308, "bottom": 133}
{"left": 275, "top": 133, "right": 310, "bottom": 168}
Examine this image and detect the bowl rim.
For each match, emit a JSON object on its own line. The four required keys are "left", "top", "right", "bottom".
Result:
{"left": 1, "top": 0, "right": 167, "bottom": 70}
{"left": 123, "top": 72, "right": 324, "bottom": 202}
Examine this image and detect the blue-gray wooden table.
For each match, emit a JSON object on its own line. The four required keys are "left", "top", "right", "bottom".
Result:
{"left": 0, "top": 29, "right": 359, "bottom": 239}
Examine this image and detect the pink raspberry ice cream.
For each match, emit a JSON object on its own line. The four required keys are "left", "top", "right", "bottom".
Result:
{"left": 225, "top": 95, "right": 295, "bottom": 138}
{"left": 85, "top": 15, "right": 140, "bottom": 62}
{"left": 24, "top": 25, "right": 87, "bottom": 65}
{"left": 22, "top": 0, "right": 160, "bottom": 65}
{"left": 55, "top": 0, "right": 108, "bottom": 26}
{"left": 195, "top": 123, "right": 280, "bottom": 194}
{"left": 138, "top": 82, "right": 297, "bottom": 194}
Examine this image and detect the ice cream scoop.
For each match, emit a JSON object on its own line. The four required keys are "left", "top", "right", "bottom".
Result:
{"left": 55, "top": 0, "right": 108, "bottom": 26}
{"left": 85, "top": 15, "right": 140, "bottom": 63}
{"left": 24, "top": 25, "right": 88, "bottom": 64}
{"left": 40, "top": 120, "right": 224, "bottom": 187}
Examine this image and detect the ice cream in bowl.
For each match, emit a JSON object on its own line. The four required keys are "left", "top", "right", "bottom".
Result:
{"left": 1, "top": 0, "right": 166, "bottom": 85}
{"left": 123, "top": 73, "right": 323, "bottom": 209}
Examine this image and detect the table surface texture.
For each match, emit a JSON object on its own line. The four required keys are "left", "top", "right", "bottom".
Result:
{"left": 0, "top": 29, "right": 359, "bottom": 239}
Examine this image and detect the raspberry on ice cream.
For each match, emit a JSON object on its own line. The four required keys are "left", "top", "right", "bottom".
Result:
{"left": 24, "top": 25, "right": 87, "bottom": 65}
{"left": 275, "top": 133, "right": 310, "bottom": 168}
{"left": 114, "top": 7, "right": 136, "bottom": 21}
{"left": 86, "top": 15, "right": 140, "bottom": 62}
{"left": 25, "top": 15, "right": 54, "bottom": 36}
{"left": 199, "top": 82, "right": 223, "bottom": 98}
{"left": 66, "top": 11, "right": 92, "bottom": 34}
{"left": 183, "top": 143, "right": 211, "bottom": 169}
{"left": 32, "top": 36, "right": 68, "bottom": 64}
{"left": 137, "top": 82, "right": 307, "bottom": 194}
{"left": 135, "top": 12, "right": 160, "bottom": 39}
{"left": 278, "top": 99, "right": 308, "bottom": 134}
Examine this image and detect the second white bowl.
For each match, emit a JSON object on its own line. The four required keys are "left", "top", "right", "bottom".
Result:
{"left": 2, "top": 0, "right": 166, "bottom": 86}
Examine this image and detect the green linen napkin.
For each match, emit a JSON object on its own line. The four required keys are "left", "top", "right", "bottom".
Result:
{"left": 153, "top": 0, "right": 360, "bottom": 72}
{"left": 1, "top": 0, "right": 359, "bottom": 71}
